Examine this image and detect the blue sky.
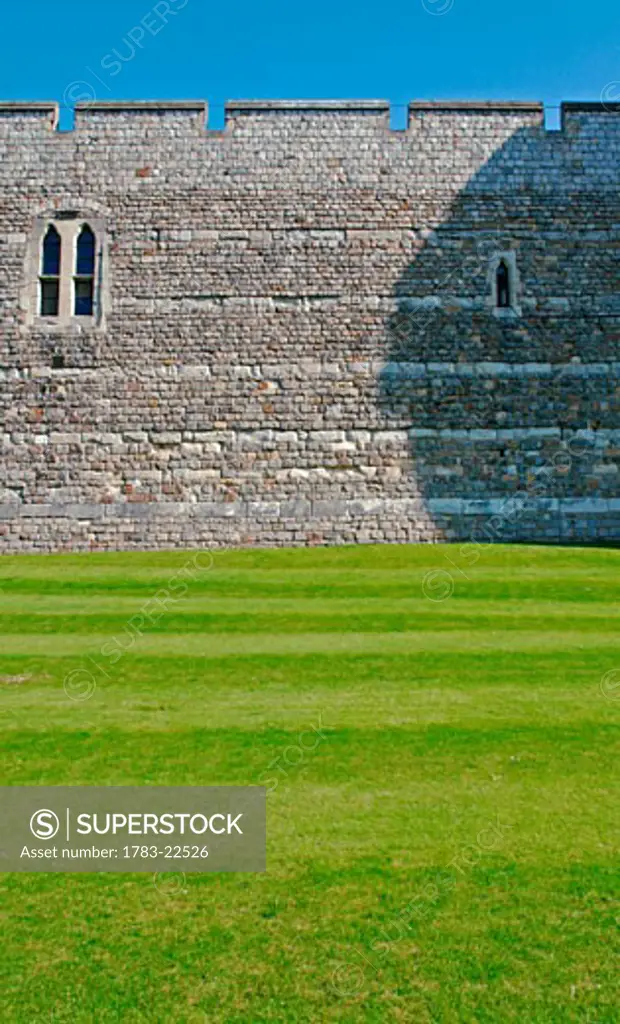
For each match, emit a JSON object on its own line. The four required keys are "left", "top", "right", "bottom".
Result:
{"left": 1, "top": 0, "right": 619, "bottom": 129}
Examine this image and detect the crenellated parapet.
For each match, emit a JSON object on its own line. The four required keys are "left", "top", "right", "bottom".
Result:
{"left": 0, "top": 98, "right": 617, "bottom": 139}
{"left": 0, "top": 101, "right": 59, "bottom": 132}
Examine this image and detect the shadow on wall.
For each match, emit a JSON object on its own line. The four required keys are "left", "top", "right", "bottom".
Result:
{"left": 378, "top": 118, "right": 620, "bottom": 547}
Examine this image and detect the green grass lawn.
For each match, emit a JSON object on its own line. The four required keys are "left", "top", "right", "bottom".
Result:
{"left": 1, "top": 544, "right": 619, "bottom": 1023}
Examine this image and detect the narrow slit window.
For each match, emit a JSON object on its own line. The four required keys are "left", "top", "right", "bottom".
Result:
{"left": 40, "top": 226, "right": 61, "bottom": 316}
{"left": 74, "top": 225, "right": 95, "bottom": 316}
{"left": 496, "top": 260, "right": 511, "bottom": 309}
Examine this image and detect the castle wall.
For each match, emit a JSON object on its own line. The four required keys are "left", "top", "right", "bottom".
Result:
{"left": 0, "top": 99, "right": 619, "bottom": 551}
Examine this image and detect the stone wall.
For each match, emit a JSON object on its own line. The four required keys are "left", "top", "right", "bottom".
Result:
{"left": 0, "top": 98, "right": 619, "bottom": 551}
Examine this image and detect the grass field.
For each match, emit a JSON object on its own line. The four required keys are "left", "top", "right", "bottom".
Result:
{"left": 1, "top": 544, "right": 619, "bottom": 1023}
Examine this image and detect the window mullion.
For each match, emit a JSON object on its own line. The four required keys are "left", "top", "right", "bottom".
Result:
{"left": 57, "top": 222, "right": 75, "bottom": 320}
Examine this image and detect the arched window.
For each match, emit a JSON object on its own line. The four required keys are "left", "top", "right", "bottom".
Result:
{"left": 40, "top": 226, "right": 61, "bottom": 316}
{"left": 496, "top": 260, "right": 511, "bottom": 309}
{"left": 74, "top": 225, "right": 96, "bottom": 316}
{"left": 26, "top": 213, "right": 105, "bottom": 326}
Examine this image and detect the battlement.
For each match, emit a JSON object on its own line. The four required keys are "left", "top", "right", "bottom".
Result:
{"left": 225, "top": 99, "right": 391, "bottom": 112}
{"left": 0, "top": 99, "right": 617, "bottom": 137}
{"left": 0, "top": 101, "right": 58, "bottom": 130}
{"left": 561, "top": 100, "right": 620, "bottom": 130}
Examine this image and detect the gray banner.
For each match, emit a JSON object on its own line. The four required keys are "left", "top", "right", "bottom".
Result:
{"left": 0, "top": 787, "right": 266, "bottom": 872}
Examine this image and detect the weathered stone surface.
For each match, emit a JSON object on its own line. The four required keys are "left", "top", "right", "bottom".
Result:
{"left": 0, "top": 99, "right": 618, "bottom": 551}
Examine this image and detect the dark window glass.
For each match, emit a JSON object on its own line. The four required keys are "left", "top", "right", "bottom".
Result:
{"left": 497, "top": 261, "right": 511, "bottom": 308}
{"left": 42, "top": 226, "right": 61, "bottom": 277}
{"left": 41, "top": 279, "right": 60, "bottom": 316}
{"left": 74, "top": 225, "right": 96, "bottom": 315}
{"left": 75, "top": 278, "right": 94, "bottom": 316}
{"left": 76, "top": 225, "right": 95, "bottom": 276}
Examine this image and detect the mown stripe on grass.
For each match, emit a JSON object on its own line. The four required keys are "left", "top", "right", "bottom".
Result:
{"left": 1, "top": 610, "right": 618, "bottom": 634}
{"left": 1, "top": 629, "right": 620, "bottom": 656}
{"left": 1, "top": 594, "right": 619, "bottom": 618}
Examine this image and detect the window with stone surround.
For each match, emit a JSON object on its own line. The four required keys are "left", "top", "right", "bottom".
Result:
{"left": 488, "top": 251, "right": 520, "bottom": 316}
{"left": 24, "top": 212, "right": 106, "bottom": 328}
